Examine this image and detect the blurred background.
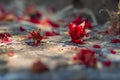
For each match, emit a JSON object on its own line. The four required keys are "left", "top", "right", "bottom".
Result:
{"left": 0, "top": 0, "right": 119, "bottom": 24}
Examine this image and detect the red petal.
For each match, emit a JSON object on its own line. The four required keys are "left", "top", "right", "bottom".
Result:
{"left": 45, "top": 31, "right": 59, "bottom": 36}
{"left": 29, "top": 18, "right": 41, "bottom": 24}
{"left": 104, "top": 60, "right": 111, "bottom": 67}
{"left": 110, "top": 50, "right": 116, "bottom": 54}
{"left": 45, "top": 18, "right": 59, "bottom": 28}
{"left": 19, "top": 26, "right": 25, "bottom": 32}
{"left": 93, "top": 44, "right": 101, "bottom": 48}
{"left": 111, "top": 39, "right": 120, "bottom": 43}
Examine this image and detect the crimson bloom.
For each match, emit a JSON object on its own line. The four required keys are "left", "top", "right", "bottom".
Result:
{"left": 69, "top": 18, "right": 88, "bottom": 44}
{"left": 73, "top": 49, "right": 97, "bottom": 68}
{"left": 29, "top": 29, "right": 43, "bottom": 46}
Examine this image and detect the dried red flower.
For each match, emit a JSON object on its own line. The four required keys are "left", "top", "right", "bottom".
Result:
{"left": 111, "top": 39, "right": 120, "bottom": 43}
{"left": 73, "top": 49, "right": 97, "bottom": 68}
{"left": 69, "top": 19, "right": 88, "bottom": 44}
{"left": 31, "top": 61, "right": 49, "bottom": 73}
{"left": 29, "top": 29, "right": 43, "bottom": 45}
{"left": 93, "top": 44, "right": 101, "bottom": 48}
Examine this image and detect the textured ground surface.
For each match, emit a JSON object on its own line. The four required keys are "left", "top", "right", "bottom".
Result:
{"left": 0, "top": 21, "right": 120, "bottom": 80}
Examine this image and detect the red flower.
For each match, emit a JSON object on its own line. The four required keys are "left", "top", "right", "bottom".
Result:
{"left": 45, "top": 18, "right": 59, "bottom": 28}
{"left": 69, "top": 19, "right": 88, "bottom": 44}
{"left": 111, "top": 39, "right": 120, "bottom": 43}
{"left": 29, "top": 29, "right": 43, "bottom": 45}
{"left": 93, "top": 44, "right": 101, "bottom": 48}
{"left": 19, "top": 26, "right": 26, "bottom": 32}
{"left": 73, "top": 49, "right": 97, "bottom": 68}
{"left": 110, "top": 50, "right": 116, "bottom": 54}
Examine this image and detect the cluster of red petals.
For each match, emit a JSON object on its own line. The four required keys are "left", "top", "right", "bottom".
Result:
{"left": 29, "top": 29, "right": 43, "bottom": 46}
{"left": 0, "top": 33, "right": 12, "bottom": 43}
{"left": 93, "top": 44, "right": 101, "bottom": 48}
{"left": 73, "top": 49, "right": 97, "bottom": 68}
{"left": 111, "top": 39, "right": 120, "bottom": 43}
{"left": 45, "top": 31, "right": 59, "bottom": 36}
{"left": 69, "top": 17, "right": 90, "bottom": 44}
{"left": 45, "top": 18, "right": 59, "bottom": 28}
